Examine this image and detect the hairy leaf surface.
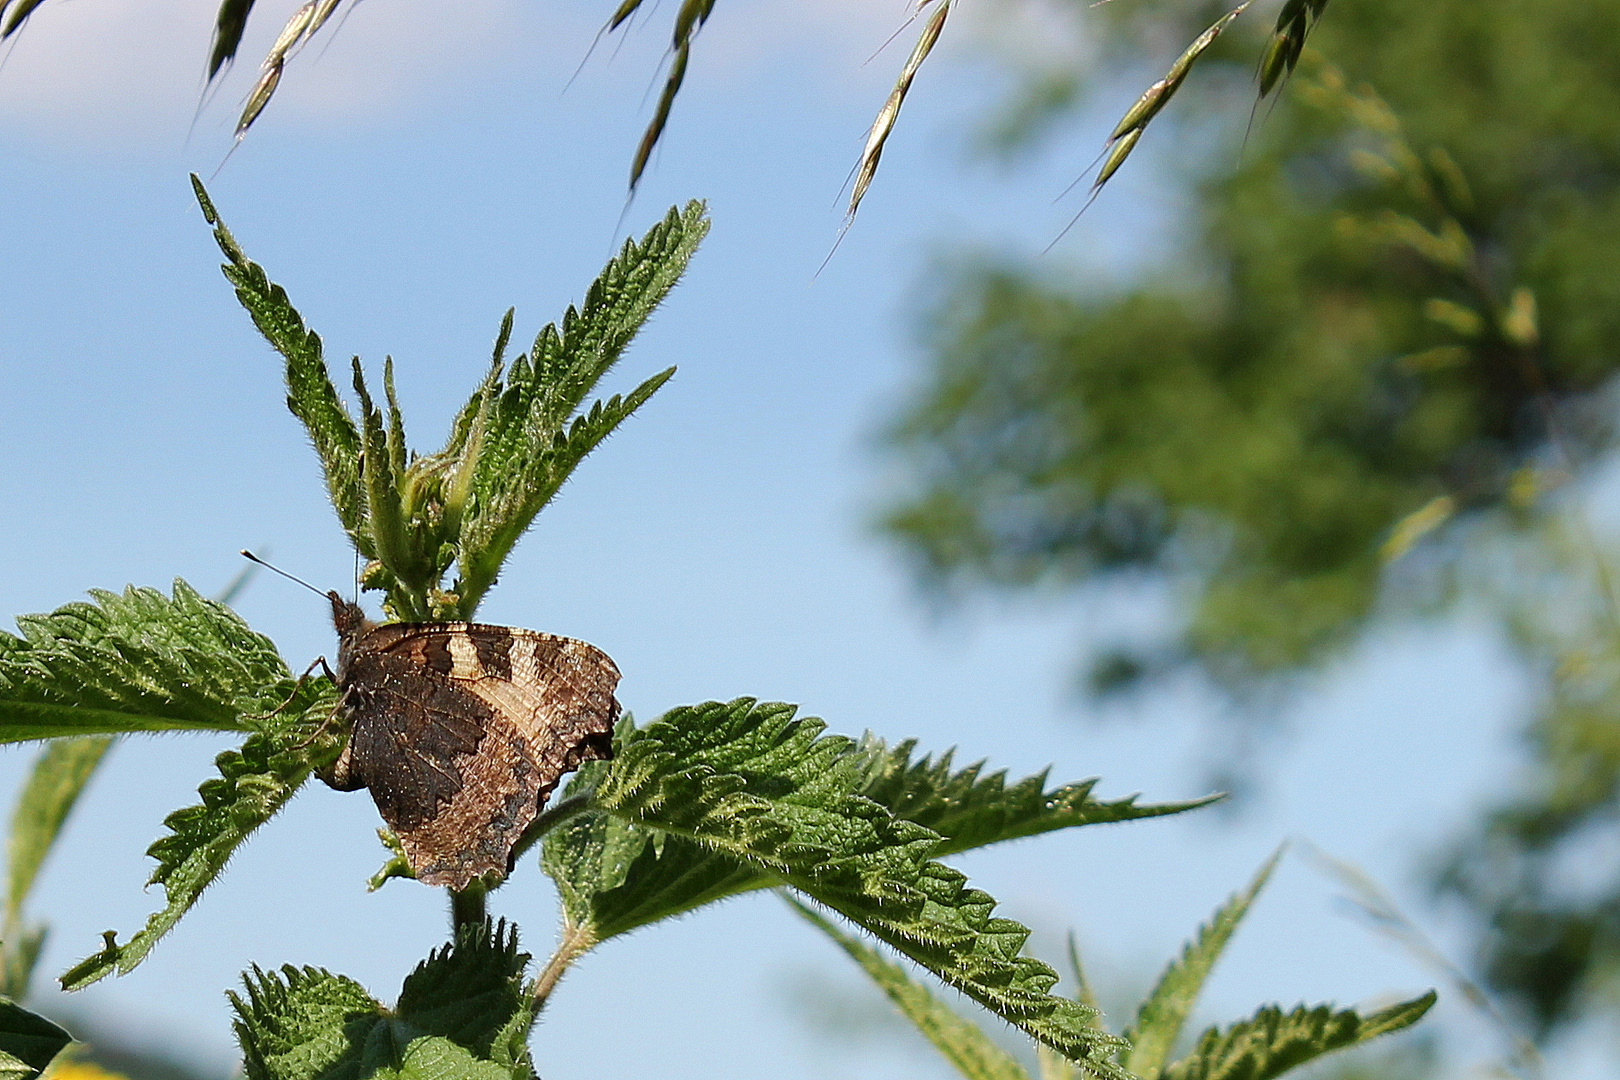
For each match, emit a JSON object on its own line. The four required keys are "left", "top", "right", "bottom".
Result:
{"left": 544, "top": 738, "right": 798, "bottom": 942}
{"left": 0, "top": 581, "right": 302, "bottom": 743}
{"left": 195, "top": 178, "right": 365, "bottom": 543}
{"left": 456, "top": 201, "right": 707, "bottom": 604}
{"left": 545, "top": 717, "right": 1208, "bottom": 949}
{"left": 231, "top": 964, "right": 384, "bottom": 1080}
{"left": 61, "top": 702, "right": 338, "bottom": 991}
{"left": 589, "top": 699, "right": 1128, "bottom": 1074}
{"left": 230, "top": 922, "right": 532, "bottom": 1080}
{"left": 1160, "top": 994, "right": 1436, "bottom": 1080}
{"left": 545, "top": 802, "right": 759, "bottom": 941}
{"left": 361, "top": 1037, "right": 515, "bottom": 1080}
{"left": 790, "top": 896, "right": 1033, "bottom": 1080}
{"left": 1124, "top": 849, "right": 1282, "bottom": 1077}
{"left": 395, "top": 920, "right": 534, "bottom": 1071}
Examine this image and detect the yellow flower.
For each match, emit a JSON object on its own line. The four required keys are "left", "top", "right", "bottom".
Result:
{"left": 47, "top": 1062, "right": 130, "bottom": 1080}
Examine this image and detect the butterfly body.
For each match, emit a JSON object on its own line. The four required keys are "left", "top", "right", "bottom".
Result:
{"left": 319, "top": 594, "right": 620, "bottom": 890}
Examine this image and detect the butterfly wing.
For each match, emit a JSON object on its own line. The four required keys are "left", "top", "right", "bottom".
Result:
{"left": 339, "top": 622, "right": 621, "bottom": 890}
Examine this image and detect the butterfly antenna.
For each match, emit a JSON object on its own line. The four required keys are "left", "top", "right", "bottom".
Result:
{"left": 241, "top": 550, "right": 328, "bottom": 599}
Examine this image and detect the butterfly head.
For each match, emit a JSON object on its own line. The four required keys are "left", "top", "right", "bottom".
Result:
{"left": 329, "top": 591, "right": 373, "bottom": 642}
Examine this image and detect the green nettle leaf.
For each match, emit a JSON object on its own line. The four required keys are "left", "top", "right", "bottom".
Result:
{"left": 61, "top": 701, "right": 339, "bottom": 991}
{"left": 1159, "top": 995, "right": 1437, "bottom": 1080}
{"left": 855, "top": 735, "right": 1220, "bottom": 856}
{"left": 394, "top": 920, "right": 535, "bottom": 1072}
{"left": 543, "top": 720, "right": 1214, "bottom": 947}
{"left": 361, "top": 1037, "right": 515, "bottom": 1080}
{"left": 452, "top": 201, "right": 706, "bottom": 610}
{"left": 1123, "top": 849, "right": 1283, "bottom": 1078}
{"left": 195, "top": 177, "right": 706, "bottom": 621}
{"left": 0, "top": 580, "right": 329, "bottom": 992}
{"left": 0, "top": 581, "right": 304, "bottom": 743}
{"left": 542, "top": 727, "right": 796, "bottom": 943}
{"left": 585, "top": 699, "right": 1128, "bottom": 1074}
{"left": 194, "top": 178, "right": 366, "bottom": 545}
{"left": 231, "top": 921, "right": 532, "bottom": 1080}
{"left": 1, "top": 735, "right": 114, "bottom": 998}
{"left": 0, "top": 1000, "right": 69, "bottom": 1080}
{"left": 231, "top": 964, "right": 385, "bottom": 1080}
{"left": 789, "top": 896, "right": 1033, "bottom": 1080}
{"left": 543, "top": 798, "right": 760, "bottom": 942}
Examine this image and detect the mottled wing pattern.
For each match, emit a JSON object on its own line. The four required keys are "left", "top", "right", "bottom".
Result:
{"left": 338, "top": 622, "right": 621, "bottom": 890}
{"left": 339, "top": 648, "right": 488, "bottom": 829}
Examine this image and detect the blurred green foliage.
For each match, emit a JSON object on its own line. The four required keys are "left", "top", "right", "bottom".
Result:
{"left": 881, "top": 0, "right": 1620, "bottom": 1043}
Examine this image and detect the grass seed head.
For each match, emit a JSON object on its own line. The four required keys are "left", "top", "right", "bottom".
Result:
{"left": 269, "top": 2, "right": 317, "bottom": 63}
{"left": 1081, "top": 3, "right": 1248, "bottom": 206}
{"left": 309, "top": 0, "right": 342, "bottom": 39}
{"left": 845, "top": 0, "right": 950, "bottom": 224}
{"left": 1093, "top": 128, "right": 1144, "bottom": 190}
{"left": 236, "top": 60, "right": 284, "bottom": 139}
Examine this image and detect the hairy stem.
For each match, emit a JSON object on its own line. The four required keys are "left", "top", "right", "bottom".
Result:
{"left": 449, "top": 881, "right": 487, "bottom": 932}
{"left": 530, "top": 922, "right": 596, "bottom": 1012}
{"left": 505, "top": 793, "right": 593, "bottom": 870}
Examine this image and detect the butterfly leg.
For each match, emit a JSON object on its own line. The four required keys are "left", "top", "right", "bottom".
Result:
{"left": 289, "top": 658, "right": 353, "bottom": 753}
{"left": 242, "top": 657, "right": 331, "bottom": 722}
{"left": 312, "top": 669, "right": 365, "bottom": 791}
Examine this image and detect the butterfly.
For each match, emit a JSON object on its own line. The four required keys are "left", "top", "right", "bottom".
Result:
{"left": 315, "top": 592, "right": 621, "bottom": 890}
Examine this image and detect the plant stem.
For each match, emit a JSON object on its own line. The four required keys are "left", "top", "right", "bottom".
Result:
{"left": 505, "top": 793, "right": 593, "bottom": 869}
{"left": 530, "top": 922, "right": 596, "bottom": 1012}
{"left": 449, "top": 881, "right": 487, "bottom": 933}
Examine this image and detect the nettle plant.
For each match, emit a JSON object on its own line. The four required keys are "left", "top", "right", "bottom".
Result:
{"left": 0, "top": 180, "right": 1432, "bottom": 1080}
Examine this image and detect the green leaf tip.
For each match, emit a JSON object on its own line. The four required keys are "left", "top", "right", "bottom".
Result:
{"left": 546, "top": 705, "right": 1206, "bottom": 961}
{"left": 1125, "top": 846, "right": 1284, "bottom": 1077}
{"left": 855, "top": 734, "right": 1220, "bottom": 855}
{"left": 200, "top": 188, "right": 708, "bottom": 620}
{"left": 59, "top": 930, "right": 119, "bottom": 993}
{"left": 61, "top": 706, "right": 338, "bottom": 990}
{"left": 1160, "top": 992, "right": 1435, "bottom": 1080}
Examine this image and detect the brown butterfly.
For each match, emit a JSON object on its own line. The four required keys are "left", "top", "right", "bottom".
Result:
{"left": 315, "top": 593, "right": 621, "bottom": 890}
{"left": 243, "top": 551, "right": 621, "bottom": 891}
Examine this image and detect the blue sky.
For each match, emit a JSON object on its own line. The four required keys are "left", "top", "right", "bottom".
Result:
{"left": 0, "top": 1, "right": 1585, "bottom": 1076}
